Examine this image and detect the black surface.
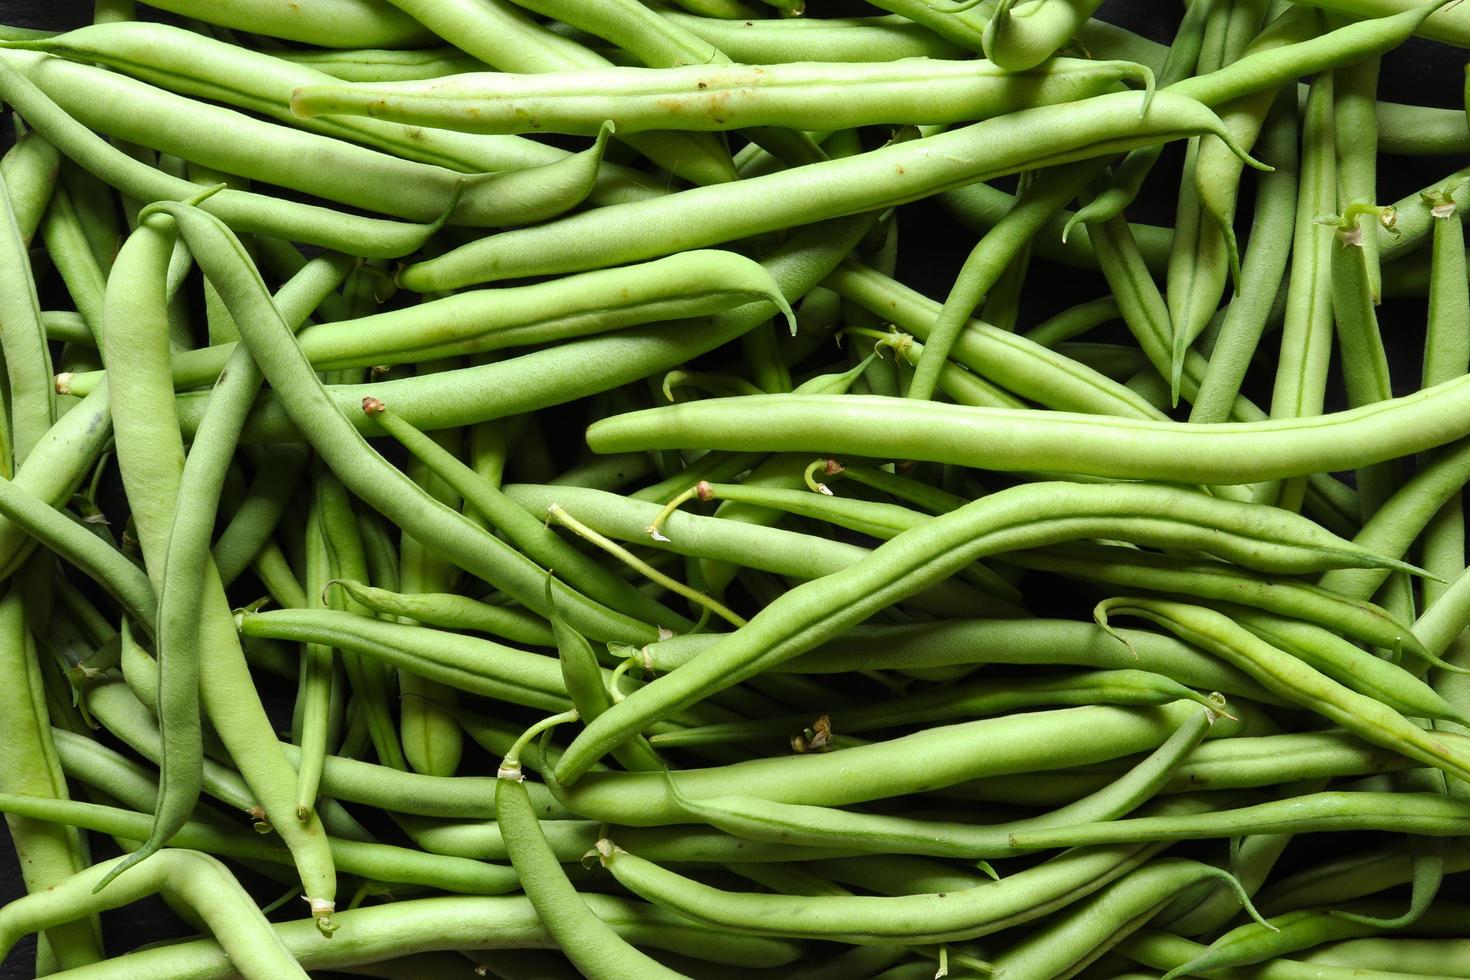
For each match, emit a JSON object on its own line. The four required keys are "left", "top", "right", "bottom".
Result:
{"left": 0, "top": 0, "right": 1468, "bottom": 976}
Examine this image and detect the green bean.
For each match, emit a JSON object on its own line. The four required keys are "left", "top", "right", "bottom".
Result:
{"left": 16, "top": 21, "right": 662, "bottom": 199}
{"left": 982, "top": 0, "right": 1105, "bottom": 72}
{"left": 500, "top": 773, "right": 685, "bottom": 978}
{"left": 0, "top": 588, "right": 102, "bottom": 970}
{"left": 1169, "top": 1, "right": 1452, "bottom": 108}
{"left": 662, "top": 12, "right": 965, "bottom": 61}
{"left": 1301, "top": 937, "right": 1470, "bottom": 973}
{"left": 596, "top": 837, "right": 1168, "bottom": 944}
{"left": 943, "top": 178, "right": 1174, "bottom": 275}
{"left": 212, "top": 444, "right": 310, "bottom": 588}
{"left": 46, "top": 893, "right": 804, "bottom": 979}
{"left": 327, "top": 579, "right": 552, "bottom": 647}
{"left": 1, "top": 128, "right": 60, "bottom": 246}
{"left": 556, "top": 700, "right": 1247, "bottom": 824}
{"left": 990, "top": 857, "right": 1266, "bottom": 980}
{"left": 154, "top": 203, "right": 658, "bottom": 646}
{"left": 1119, "top": 928, "right": 1448, "bottom": 980}
{"left": 582, "top": 377, "right": 1470, "bottom": 485}
{"left": 1421, "top": 185, "right": 1470, "bottom": 609}
{"left": 0, "top": 850, "right": 305, "bottom": 978}
{"left": 0, "top": 176, "right": 54, "bottom": 466}
{"left": 0, "top": 57, "right": 444, "bottom": 258}
{"left": 367, "top": 402, "right": 694, "bottom": 631}
{"left": 826, "top": 260, "right": 1160, "bottom": 418}
{"left": 6, "top": 51, "right": 611, "bottom": 229}
{"left": 652, "top": 669, "right": 1213, "bottom": 747}
{"left": 104, "top": 213, "right": 338, "bottom": 922}
{"left": 41, "top": 176, "right": 107, "bottom": 348}
{"left": 240, "top": 607, "right": 573, "bottom": 713}
{"left": 1294, "top": 0, "right": 1470, "bottom": 48}
{"left": 1320, "top": 436, "right": 1470, "bottom": 602}
{"left": 504, "top": 482, "right": 1016, "bottom": 618}
{"left": 1226, "top": 608, "right": 1461, "bottom": 720}
{"left": 1005, "top": 541, "right": 1423, "bottom": 656}
{"left": 67, "top": 248, "right": 793, "bottom": 396}
{"left": 292, "top": 57, "right": 1154, "bottom": 135}
{"left": 1191, "top": 90, "right": 1298, "bottom": 423}
{"left": 376, "top": 0, "right": 738, "bottom": 186}
{"left": 399, "top": 91, "right": 1257, "bottom": 290}
{"left": 0, "top": 792, "right": 521, "bottom": 895}
{"left": 1096, "top": 598, "right": 1470, "bottom": 784}
{"left": 910, "top": 161, "right": 1105, "bottom": 401}
{"left": 1007, "top": 790, "right": 1470, "bottom": 850}
{"left": 276, "top": 45, "right": 486, "bottom": 82}
{"left": 1379, "top": 99, "right": 1470, "bottom": 154}
{"left": 132, "top": 0, "right": 432, "bottom": 48}
{"left": 663, "top": 697, "right": 1221, "bottom": 858}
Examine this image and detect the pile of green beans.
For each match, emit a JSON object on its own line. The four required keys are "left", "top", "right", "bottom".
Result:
{"left": 2, "top": 1, "right": 1470, "bottom": 977}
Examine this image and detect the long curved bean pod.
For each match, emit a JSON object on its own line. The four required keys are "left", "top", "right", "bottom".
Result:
{"left": 13, "top": 21, "right": 661, "bottom": 202}
{"left": 65, "top": 249, "right": 793, "bottom": 395}
{"left": 662, "top": 697, "right": 1221, "bottom": 858}
{"left": 982, "top": 0, "right": 1106, "bottom": 72}
{"left": 2, "top": 51, "right": 609, "bottom": 228}
{"left": 989, "top": 858, "right": 1264, "bottom": 980}
{"left": 103, "top": 214, "right": 338, "bottom": 921}
{"left": 377, "top": 0, "right": 739, "bottom": 187}
{"left": 1096, "top": 598, "right": 1470, "bottom": 785}
{"left": 498, "top": 774, "right": 685, "bottom": 978}
{"left": 398, "top": 90, "right": 1256, "bottom": 290}
{"left": 0, "top": 57, "right": 443, "bottom": 258}
{"left": 292, "top": 57, "right": 1154, "bottom": 135}
{"left": 151, "top": 202, "right": 657, "bottom": 646}
{"left": 35, "top": 894, "right": 804, "bottom": 979}
{"left": 130, "top": 0, "right": 431, "bottom": 47}
{"left": 663, "top": 12, "right": 965, "bottom": 62}
{"left": 556, "top": 700, "right": 1249, "bottom": 824}
{"left": 1008, "top": 791, "right": 1470, "bottom": 849}
{"left": 584, "top": 382, "right": 1470, "bottom": 485}
{"left": 0, "top": 792, "right": 520, "bottom": 895}
{"left": 328, "top": 579, "right": 553, "bottom": 647}
{"left": 596, "top": 838, "right": 1166, "bottom": 944}
{"left": 0, "top": 850, "right": 307, "bottom": 979}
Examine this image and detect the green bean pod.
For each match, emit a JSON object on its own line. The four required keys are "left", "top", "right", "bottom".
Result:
{"left": 0, "top": 58, "right": 445, "bottom": 258}
{"left": 584, "top": 386, "right": 1470, "bottom": 487}
{"left": 1096, "top": 598, "right": 1470, "bottom": 785}
{"left": 982, "top": 0, "right": 1106, "bottom": 72}
{"left": 327, "top": 579, "right": 553, "bottom": 647}
{"left": 292, "top": 57, "right": 1153, "bottom": 135}
{"left": 399, "top": 90, "right": 1256, "bottom": 290}
{"left": 664, "top": 12, "right": 965, "bottom": 62}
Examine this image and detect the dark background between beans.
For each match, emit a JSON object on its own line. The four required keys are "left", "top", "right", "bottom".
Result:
{"left": 0, "top": 0, "right": 1466, "bottom": 975}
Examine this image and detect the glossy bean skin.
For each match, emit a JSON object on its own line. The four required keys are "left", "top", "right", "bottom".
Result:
{"left": 123, "top": 0, "right": 431, "bottom": 47}
{"left": 328, "top": 579, "right": 553, "bottom": 647}
{"left": 584, "top": 383, "right": 1470, "bottom": 486}
{"left": 0, "top": 58, "right": 443, "bottom": 258}
{"left": 175, "top": 213, "right": 875, "bottom": 445}
{"left": 596, "top": 837, "right": 1167, "bottom": 944}
{"left": 3, "top": 51, "right": 610, "bottom": 228}
{"left": 661, "top": 698, "right": 1219, "bottom": 858}
{"left": 35, "top": 894, "right": 804, "bottom": 980}
{"left": 989, "top": 857, "right": 1263, "bottom": 980}
{"left": 985, "top": 0, "right": 1107, "bottom": 72}
{"left": 498, "top": 775, "right": 685, "bottom": 978}
{"left": 556, "top": 700, "right": 1247, "bottom": 825}
{"left": 292, "top": 57, "right": 1153, "bottom": 135}
{"left": 66, "top": 249, "right": 792, "bottom": 396}
{"left": 1097, "top": 599, "right": 1470, "bottom": 784}
{"left": 664, "top": 12, "right": 965, "bottom": 61}
{"left": 398, "top": 91, "right": 1250, "bottom": 290}
{"left": 378, "top": 0, "right": 740, "bottom": 187}
{"left": 1007, "top": 791, "right": 1470, "bottom": 848}
{"left": 0, "top": 850, "right": 307, "bottom": 979}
